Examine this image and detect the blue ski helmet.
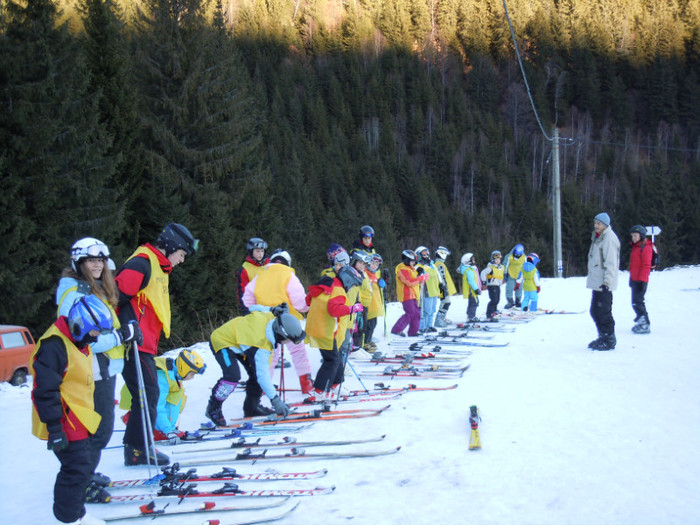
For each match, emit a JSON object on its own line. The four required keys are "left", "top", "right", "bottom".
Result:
{"left": 513, "top": 244, "right": 524, "bottom": 257}
{"left": 68, "top": 295, "right": 113, "bottom": 344}
{"left": 527, "top": 253, "right": 540, "bottom": 266}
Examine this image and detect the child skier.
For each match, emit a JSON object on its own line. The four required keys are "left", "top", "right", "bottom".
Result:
{"left": 504, "top": 243, "right": 525, "bottom": 308}
{"left": 391, "top": 250, "right": 428, "bottom": 337}
{"left": 434, "top": 246, "right": 457, "bottom": 327}
{"left": 416, "top": 246, "right": 440, "bottom": 333}
{"left": 31, "top": 295, "right": 114, "bottom": 525}
{"left": 520, "top": 253, "right": 541, "bottom": 312}
{"left": 480, "top": 250, "right": 505, "bottom": 319}
{"left": 628, "top": 225, "right": 653, "bottom": 334}
{"left": 458, "top": 253, "right": 482, "bottom": 322}
{"left": 363, "top": 253, "right": 386, "bottom": 351}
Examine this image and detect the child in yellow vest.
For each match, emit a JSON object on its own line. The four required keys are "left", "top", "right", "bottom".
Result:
{"left": 480, "top": 250, "right": 506, "bottom": 319}
{"left": 30, "top": 295, "right": 113, "bottom": 525}
{"left": 434, "top": 246, "right": 457, "bottom": 327}
{"left": 520, "top": 253, "right": 541, "bottom": 312}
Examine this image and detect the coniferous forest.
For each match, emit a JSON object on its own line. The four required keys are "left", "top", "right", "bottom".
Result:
{"left": 2, "top": 0, "right": 699, "bottom": 346}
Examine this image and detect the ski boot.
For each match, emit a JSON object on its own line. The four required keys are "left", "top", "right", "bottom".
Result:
{"left": 205, "top": 398, "right": 227, "bottom": 427}
{"left": 85, "top": 481, "right": 111, "bottom": 503}
{"left": 243, "top": 394, "right": 275, "bottom": 417}
{"left": 124, "top": 444, "right": 170, "bottom": 466}
{"left": 590, "top": 333, "right": 616, "bottom": 351}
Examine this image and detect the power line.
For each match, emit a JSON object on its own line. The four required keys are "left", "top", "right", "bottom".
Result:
{"left": 501, "top": 0, "right": 553, "bottom": 142}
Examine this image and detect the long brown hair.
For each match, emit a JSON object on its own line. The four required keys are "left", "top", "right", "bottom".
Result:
{"left": 61, "top": 261, "right": 118, "bottom": 307}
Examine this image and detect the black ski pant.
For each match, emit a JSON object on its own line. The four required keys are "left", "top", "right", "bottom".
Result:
{"left": 364, "top": 317, "right": 378, "bottom": 345}
{"left": 486, "top": 286, "right": 501, "bottom": 318}
{"left": 52, "top": 438, "right": 93, "bottom": 523}
{"left": 122, "top": 349, "right": 159, "bottom": 450}
{"left": 86, "top": 374, "right": 116, "bottom": 473}
{"left": 630, "top": 280, "right": 649, "bottom": 323}
{"left": 590, "top": 289, "right": 615, "bottom": 335}
{"left": 234, "top": 347, "right": 267, "bottom": 416}
{"left": 314, "top": 340, "right": 344, "bottom": 392}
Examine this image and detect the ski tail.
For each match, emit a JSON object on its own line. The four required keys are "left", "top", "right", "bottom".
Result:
{"left": 469, "top": 405, "right": 481, "bottom": 450}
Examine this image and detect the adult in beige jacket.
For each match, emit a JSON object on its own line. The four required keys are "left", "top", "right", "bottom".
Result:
{"left": 586, "top": 212, "right": 620, "bottom": 350}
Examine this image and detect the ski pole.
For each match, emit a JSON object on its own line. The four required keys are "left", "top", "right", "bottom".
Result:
{"left": 344, "top": 359, "right": 370, "bottom": 395}
{"left": 132, "top": 341, "right": 156, "bottom": 478}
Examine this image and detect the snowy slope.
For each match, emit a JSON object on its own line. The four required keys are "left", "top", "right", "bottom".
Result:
{"left": 2, "top": 267, "right": 700, "bottom": 525}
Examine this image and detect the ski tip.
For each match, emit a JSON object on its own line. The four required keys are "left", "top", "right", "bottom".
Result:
{"left": 395, "top": 446, "right": 402, "bottom": 452}
{"left": 379, "top": 434, "right": 387, "bottom": 439}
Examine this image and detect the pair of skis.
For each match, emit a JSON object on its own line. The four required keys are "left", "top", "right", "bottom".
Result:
{"left": 102, "top": 498, "right": 300, "bottom": 523}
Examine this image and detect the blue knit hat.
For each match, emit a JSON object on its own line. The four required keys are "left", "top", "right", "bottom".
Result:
{"left": 594, "top": 212, "right": 610, "bottom": 227}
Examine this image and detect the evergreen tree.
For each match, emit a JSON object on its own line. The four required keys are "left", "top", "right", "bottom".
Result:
{"left": 0, "top": 0, "right": 118, "bottom": 333}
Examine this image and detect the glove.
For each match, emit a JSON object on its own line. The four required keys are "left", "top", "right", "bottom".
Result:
{"left": 166, "top": 430, "right": 186, "bottom": 445}
{"left": 537, "top": 286, "right": 541, "bottom": 293}
{"left": 350, "top": 303, "right": 364, "bottom": 314}
{"left": 416, "top": 267, "right": 425, "bottom": 276}
{"left": 47, "top": 426, "right": 68, "bottom": 452}
{"left": 514, "top": 283, "right": 520, "bottom": 291}
{"left": 601, "top": 285, "right": 609, "bottom": 292}
{"left": 270, "top": 303, "right": 288, "bottom": 317}
{"left": 481, "top": 284, "right": 488, "bottom": 291}
{"left": 118, "top": 321, "right": 143, "bottom": 346}
{"left": 439, "top": 283, "right": 447, "bottom": 296}
{"left": 378, "top": 278, "right": 386, "bottom": 289}
{"left": 270, "top": 395, "right": 290, "bottom": 417}
{"left": 475, "top": 288, "right": 481, "bottom": 295}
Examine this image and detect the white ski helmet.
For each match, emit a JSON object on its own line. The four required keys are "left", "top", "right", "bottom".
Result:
{"left": 270, "top": 249, "right": 292, "bottom": 266}
{"left": 461, "top": 253, "right": 474, "bottom": 266}
{"left": 70, "top": 237, "right": 111, "bottom": 273}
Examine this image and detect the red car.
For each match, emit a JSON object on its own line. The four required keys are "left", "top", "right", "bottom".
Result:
{"left": 0, "top": 325, "right": 35, "bottom": 385}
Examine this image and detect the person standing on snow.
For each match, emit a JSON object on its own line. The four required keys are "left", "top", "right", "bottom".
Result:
{"left": 586, "top": 213, "right": 620, "bottom": 351}
{"left": 480, "top": 250, "right": 505, "bottom": 319}
{"left": 56, "top": 238, "right": 141, "bottom": 503}
{"left": 628, "top": 225, "right": 653, "bottom": 334}
{"left": 458, "top": 253, "right": 482, "bottom": 322}
{"left": 208, "top": 307, "right": 302, "bottom": 419}
{"left": 415, "top": 246, "right": 440, "bottom": 333}
{"left": 503, "top": 243, "right": 525, "bottom": 308}
{"left": 362, "top": 253, "right": 386, "bottom": 351}
{"left": 116, "top": 223, "right": 198, "bottom": 466}
{"left": 305, "top": 249, "right": 364, "bottom": 401}
{"left": 520, "top": 253, "right": 541, "bottom": 312}
{"left": 235, "top": 237, "right": 269, "bottom": 315}
{"left": 391, "top": 250, "right": 428, "bottom": 337}
{"left": 241, "top": 249, "right": 314, "bottom": 395}
{"left": 31, "top": 295, "right": 115, "bottom": 525}
{"left": 434, "top": 246, "right": 457, "bottom": 327}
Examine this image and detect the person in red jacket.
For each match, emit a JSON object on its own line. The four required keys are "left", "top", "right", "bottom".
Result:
{"left": 115, "top": 223, "right": 198, "bottom": 466}
{"left": 629, "top": 225, "right": 653, "bottom": 334}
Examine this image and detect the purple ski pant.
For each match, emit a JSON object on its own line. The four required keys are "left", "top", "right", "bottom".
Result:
{"left": 391, "top": 299, "right": 421, "bottom": 336}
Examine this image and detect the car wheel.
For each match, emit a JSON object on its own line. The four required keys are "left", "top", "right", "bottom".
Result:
{"left": 10, "top": 369, "right": 27, "bottom": 386}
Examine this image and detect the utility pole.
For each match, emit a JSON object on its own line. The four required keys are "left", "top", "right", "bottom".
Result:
{"left": 552, "top": 128, "right": 563, "bottom": 277}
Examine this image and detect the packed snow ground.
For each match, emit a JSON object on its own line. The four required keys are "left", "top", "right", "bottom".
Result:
{"left": 2, "top": 267, "right": 700, "bottom": 525}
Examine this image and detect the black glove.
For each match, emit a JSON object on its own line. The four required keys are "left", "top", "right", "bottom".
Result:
{"left": 382, "top": 268, "right": 392, "bottom": 284}
{"left": 270, "top": 303, "right": 288, "bottom": 317}
{"left": 47, "top": 424, "right": 68, "bottom": 452}
{"left": 439, "top": 283, "right": 447, "bottom": 297}
{"left": 119, "top": 320, "right": 143, "bottom": 346}
{"left": 270, "top": 396, "right": 290, "bottom": 417}
{"left": 416, "top": 267, "right": 425, "bottom": 276}
{"left": 600, "top": 285, "right": 609, "bottom": 292}
{"left": 475, "top": 288, "right": 481, "bottom": 295}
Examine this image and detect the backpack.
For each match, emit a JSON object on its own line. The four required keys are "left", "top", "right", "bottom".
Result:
{"left": 649, "top": 240, "right": 659, "bottom": 271}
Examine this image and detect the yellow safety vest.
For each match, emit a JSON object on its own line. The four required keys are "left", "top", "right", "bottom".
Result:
{"left": 30, "top": 325, "right": 101, "bottom": 440}
{"left": 506, "top": 253, "right": 525, "bottom": 280}
{"left": 211, "top": 311, "right": 275, "bottom": 354}
{"left": 253, "top": 264, "right": 303, "bottom": 320}
{"left": 128, "top": 246, "right": 171, "bottom": 338}
{"left": 305, "top": 283, "right": 349, "bottom": 350}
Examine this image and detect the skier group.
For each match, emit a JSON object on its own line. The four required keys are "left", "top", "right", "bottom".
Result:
{"left": 28, "top": 216, "right": 654, "bottom": 525}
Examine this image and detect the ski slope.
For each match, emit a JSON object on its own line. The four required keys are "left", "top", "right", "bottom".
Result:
{"left": 1, "top": 266, "right": 699, "bottom": 525}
